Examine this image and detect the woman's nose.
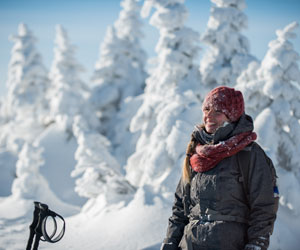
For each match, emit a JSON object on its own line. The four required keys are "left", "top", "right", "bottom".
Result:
{"left": 206, "top": 109, "right": 214, "bottom": 117}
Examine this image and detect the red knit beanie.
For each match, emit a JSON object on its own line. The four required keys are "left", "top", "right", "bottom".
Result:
{"left": 202, "top": 86, "right": 244, "bottom": 122}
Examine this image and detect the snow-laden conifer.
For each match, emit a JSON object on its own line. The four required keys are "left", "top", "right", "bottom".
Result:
{"left": 126, "top": 0, "right": 205, "bottom": 197}
{"left": 235, "top": 60, "right": 271, "bottom": 118}
{"left": 12, "top": 143, "right": 46, "bottom": 199}
{"left": 11, "top": 143, "right": 59, "bottom": 203}
{"left": 200, "top": 0, "right": 256, "bottom": 88}
{"left": 3, "top": 23, "right": 49, "bottom": 123}
{"left": 0, "top": 23, "right": 50, "bottom": 153}
{"left": 254, "top": 22, "right": 300, "bottom": 217}
{"left": 48, "top": 25, "right": 97, "bottom": 132}
{"left": 10, "top": 142, "right": 79, "bottom": 215}
{"left": 114, "top": 0, "right": 147, "bottom": 95}
{"left": 71, "top": 116, "right": 135, "bottom": 211}
{"left": 89, "top": 0, "right": 147, "bottom": 137}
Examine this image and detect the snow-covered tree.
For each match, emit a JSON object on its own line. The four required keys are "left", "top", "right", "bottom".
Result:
{"left": 235, "top": 61, "right": 272, "bottom": 118}
{"left": 114, "top": 0, "right": 147, "bottom": 98}
{"left": 125, "top": 0, "right": 205, "bottom": 197}
{"left": 253, "top": 22, "right": 300, "bottom": 249}
{"left": 9, "top": 141, "right": 79, "bottom": 215}
{"left": 12, "top": 143, "right": 45, "bottom": 199}
{"left": 255, "top": 22, "right": 300, "bottom": 168}
{"left": 0, "top": 23, "right": 50, "bottom": 153}
{"left": 48, "top": 25, "right": 96, "bottom": 131}
{"left": 200, "top": 0, "right": 256, "bottom": 88}
{"left": 10, "top": 142, "right": 60, "bottom": 203}
{"left": 3, "top": 23, "right": 50, "bottom": 124}
{"left": 89, "top": 0, "right": 147, "bottom": 138}
{"left": 254, "top": 22, "right": 300, "bottom": 216}
{"left": 71, "top": 116, "right": 135, "bottom": 210}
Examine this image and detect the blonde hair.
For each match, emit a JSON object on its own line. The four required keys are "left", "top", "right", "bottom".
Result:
{"left": 182, "top": 137, "right": 197, "bottom": 184}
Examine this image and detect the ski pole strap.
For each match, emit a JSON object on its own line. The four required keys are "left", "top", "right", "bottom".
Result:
{"left": 26, "top": 201, "right": 66, "bottom": 250}
{"left": 41, "top": 210, "right": 66, "bottom": 243}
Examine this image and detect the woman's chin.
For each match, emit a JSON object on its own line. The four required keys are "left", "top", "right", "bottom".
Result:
{"left": 205, "top": 127, "right": 217, "bottom": 134}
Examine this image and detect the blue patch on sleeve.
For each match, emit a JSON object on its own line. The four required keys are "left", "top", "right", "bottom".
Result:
{"left": 273, "top": 186, "right": 279, "bottom": 198}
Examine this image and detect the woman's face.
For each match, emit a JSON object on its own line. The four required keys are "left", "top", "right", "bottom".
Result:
{"left": 203, "top": 106, "right": 229, "bottom": 134}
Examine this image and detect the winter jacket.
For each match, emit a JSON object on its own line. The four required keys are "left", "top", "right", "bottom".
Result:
{"left": 162, "top": 115, "right": 278, "bottom": 250}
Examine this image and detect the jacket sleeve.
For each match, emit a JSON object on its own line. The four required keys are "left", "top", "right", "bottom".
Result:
{"left": 246, "top": 144, "right": 279, "bottom": 250}
{"left": 162, "top": 177, "right": 189, "bottom": 249}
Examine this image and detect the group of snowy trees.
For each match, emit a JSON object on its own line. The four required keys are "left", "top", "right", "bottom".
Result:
{"left": 0, "top": 0, "right": 148, "bottom": 210}
{"left": 0, "top": 0, "right": 299, "bottom": 219}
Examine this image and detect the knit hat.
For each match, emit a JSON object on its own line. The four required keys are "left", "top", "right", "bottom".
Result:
{"left": 202, "top": 86, "right": 244, "bottom": 122}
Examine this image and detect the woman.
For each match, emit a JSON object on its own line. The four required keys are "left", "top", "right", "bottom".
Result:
{"left": 161, "top": 86, "right": 278, "bottom": 250}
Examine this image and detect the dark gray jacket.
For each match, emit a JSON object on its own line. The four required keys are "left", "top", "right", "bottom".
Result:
{"left": 162, "top": 115, "right": 278, "bottom": 250}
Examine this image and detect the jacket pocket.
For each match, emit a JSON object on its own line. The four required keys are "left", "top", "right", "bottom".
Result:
{"left": 179, "top": 221, "right": 197, "bottom": 250}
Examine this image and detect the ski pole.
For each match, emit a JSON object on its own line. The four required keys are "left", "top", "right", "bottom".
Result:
{"left": 26, "top": 201, "right": 66, "bottom": 250}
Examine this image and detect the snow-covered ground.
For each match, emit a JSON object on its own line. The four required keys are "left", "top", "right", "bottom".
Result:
{"left": 0, "top": 187, "right": 172, "bottom": 250}
{"left": 1, "top": 188, "right": 300, "bottom": 250}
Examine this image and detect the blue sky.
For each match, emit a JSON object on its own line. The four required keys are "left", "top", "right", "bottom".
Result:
{"left": 0, "top": 0, "right": 299, "bottom": 97}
